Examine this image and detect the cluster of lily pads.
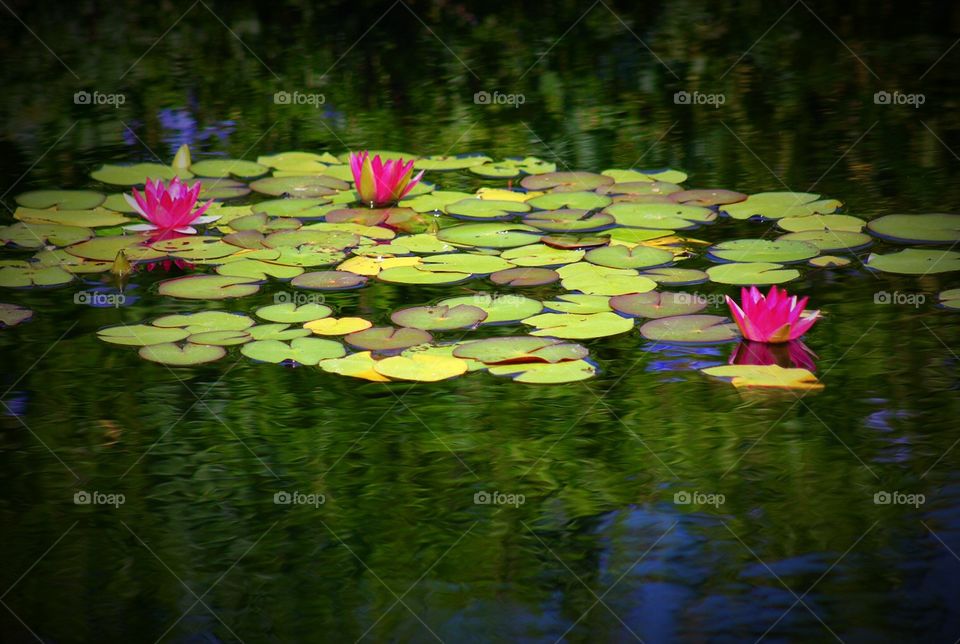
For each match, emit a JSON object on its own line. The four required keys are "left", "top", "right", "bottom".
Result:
{"left": 2, "top": 148, "right": 958, "bottom": 386}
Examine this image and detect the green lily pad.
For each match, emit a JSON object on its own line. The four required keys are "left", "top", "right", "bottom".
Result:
{"left": 139, "top": 343, "right": 226, "bottom": 365}
{"left": 445, "top": 199, "right": 530, "bottom": 220}
{"left": 377, "top": 266, "right": 472, "bottom": 285}
{"left": 0, "top": 303, "right": 33, "bottom": 327}
{"left": 439, "top": 294, "right": 543, "bottom": 324}
{"left": 437, "top": 223, "right": 542, "bottom": 249}
{"left": 187, "top": 330, "right": 252, "bottom": 346}
{"left": 523, "top": 209, "right": 615, "bottom": 233}
{"left": 584, "top": 245, "right": 675, "bottom": 270}
{"left": 190, "top": 159, "right": 268, "bottom": 179}
{"left": 255, "top": 302, "right": 333, "bottom": 323}
{"left": 558, "top": 262, "right": 657, "bottom": 296}
{"left": 1, "top": 223, "right": 93, "bottom": 249}
{"left": 400, "top": 191, "right": 474, "bottom": 213}
{"left": 777, "top": 214, "right": 866, "bottom": 232}
{"left": 248, "top": 323, "right": 312, "bottom": 341}
{"left": 14, "top": 207, "right": 130, "bottom": 228}
{"left": 151, "top": 237, "right": 238, "bottom": 261}
{"left": 700, "top": 364, "right": 823, "bottom": 390}
{"left": 419, "top": 253, "right": 514, "bottom": 275}
{"left": 541, "top": 234, "right": 612, "bottom": 250}
{"left": 602, "top": 168, "right": 688, "bottom": 184}
{"left": 246, "top": 247, "right": 344, "bottom": 268}
{"left": 526, "top": 191, "right": 612, "bottom": 211}
{"left": 97, "top": 324, "right": 191, "bottom": 346}
{"left": 543, "top": 294, "right": 613, "bottom": 314}
{"left": 488, "top": 360, "right": 597, "bottom": 383}
{"left": 499, "top": 243, "right": 584, "bottom": 267}
{"left": 490, "top": 267, "right": 559, "bottom": 286}
{"left": 0, "top": 261, "right": 74, "bottom": 288}
{"left": 253, "top": 198, "right": 332, "bottom": 218}
{"left": 467, "top": 162, "right": 521, "bottom": 178}
{"left": 639, "top": 314, "right": 738, "bottom": 344}
{"left": 291, "top": 270, "right": 368, "bottom": 290}
{"left": 604, "top": 203, "right": 716, "bottom": 229}
{"left": 610, "top": 291, "right": 708, "bottom": 318}
{"left": 256, "top": 151, "right": 338, "bottom": 173}
{"left": 91, "top": 163, "right": 180, "bottom": 185}
{"left": 939, "top": 288, "right": 960, "bottom": 310}
{"left": 866, "top": 214, "right": 960, "bottom": 244}
{"left": 264, "top": 229, "right": 360, "bottom": 250}
{"left": 15, "top": 190, "right": 105, "bottom": 210}
{"left": 809, "top": 255, "right": 851, "bottom": 268}
{"left": 158, "top": 275, "right": 261, "bottom": 300}
{"left": 706, "top": 263, "right": 800, "bottom": 285}
{"left": 453, "top": 336, "right": 587, "bottom": 364}
{"left": 241, "top": 337, "right": 346, "bottom": 365}
{"left": 865, "top": 249, "right": 960, "bottom": 275}
{"left": 523, "top": 311, "right": 634, "bottom": 339}
{"left": 373, "top": 354, "right": 469, "bottom": 381}
{"left": 186, "top": 178, "right": 250, "bottom": 200}
{"left": 606, "top": 228, "right": 674, "bottom": 244}
{"left": 250, "top": 175, "right": 349, "bottom": 198}
{"left": 670, "top": 189, "right": 747, "bottom": 207}
{"left": 598, "top": 180, "right": 682, "bottom": 197}
{"left": 777, "top": 230, "right": 873, "bottom": 252}
{"left": 390, "top": 304, "right": 487, "bottom": 330}
{"left": 520, "top": 172, "right": 613, "bottom": 192}
{"left": 416, "top": 155, "right": 493, "bottom": 171}
{"left": 344, "top": 326, "right": 433, "bottom": 353}
{"left": 215, "top": 259, "right": 304, "bottom": 280}
{"left": 64, "top": 234, "right": 165, "bottom": 262}
{"left": 708, "top": 239, "right": 819, "bottom": 263}
{"left": 153, "top": 311, "right": 254, "bottom": 334}
{"left": 641, "top": 267, "right": 709, "bottom": 285}
{"left": 722, "top": 192, "right": 841, "bottom": 220}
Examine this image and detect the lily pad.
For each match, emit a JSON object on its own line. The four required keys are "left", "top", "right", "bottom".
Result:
{"left": 14, "top": 207, "right": 130, "bottom": 228}
{"left": 0, "top": 261, "right": 74, "bottom": 288}
{"left": 391, "top": 304, "right": 487, "bottom": 330}
{"left": 317, "top": 351, "right": 391, "bottom": 381}
{"left": 865, "top": 249, "right": 960, "bottom": 275}
{"left": 190, "top": 159, "right": 268, "bottom": 178}
{"left": 419, "top": 253, "right": 514, "bottom": 275}
{"left": 241, "top": 337, "right": 346, "bottom": 365}
{"left": 373, "top": 354, "right": 469, "bottom": 382}
{"left": 610, "top": 291, "right": 708, "bottom": 318}
{"left": 437, "top": 223, "right": 542, "bottom": 249}
{"left": 776, "top": 230, "right": 873, "bottom": 252}
{"left": 939, "top": 288, "right": 960, "bottom": 310}
{"left": 520, "top": 172, "right": 613, "bottom": 192}
{"left": 0, "top": 303, "right": 32, "bottom": 327}
{"left": 291, "top": 271, "right": 368, "bottom": 290}
{"left": 523, "top": 209, "right": 615, "bottom": 233}
{"left": 377, "top": 266, "right": 472, "bottom": 285}
{"left": 400, "top": 191, "right": 474, "bottom": 213}
{"left": 777, "top": 214, "right": 866, "bottom": 232}
{"left": 809, "top": 255, "right": 851, "bottom": 268}
{"left": 304, "top": 317, "right": 373, "bottom": 335}
{"left": 543, "top": 294, "right": 613, "bottom": 314}
{"left": 500, "top": 244, "right": 584, "bottom": 267}
{"left": 255, "top": 302, "right": 333, "bottom": 323}
{"left": 604, "top": 203, "right": 716, "bottom": 229}
{"left": 541, "top": 234, "right": 612, "bottom": 250}
{"left": 598, "top": 181, "right": 682, "bottom": 197}
{"left": 215, "top": 259, "right": 304, "bottom": 280}
{"left": 706, "top": 263, "right": 800, "bottom": 285}
{"left": 15, "top": 190, "right": 105, "bottom": 210}
{"left": 490, "top": 267, "right": 559, "bottom": 286}
{"left": 584, "top": 245, "right": 675, "bottom": 270}
{"left": 641, "top": 267, "right": 710, "bottom": 285}
{"left": 344, "top": 326, "right": 433, "bottom": 353}
{"left": 97, "top": 324, "right": 191, "bottom": 346}
{"left": 670, "top": 189, "right": 747, "bottom": 207}
{"left": 187, "top": 330, "right": 252, "bottom": 346}
{"left": 151, "top": 237, "right": 238, "bottom": 261}
{"left": 701, "top": 364, "right": 823, "bottom": 390}
{"left": 91, "top": 163, "right": 180, "bottom": 185}
{"left": 139, "top": 343, "right": 226, "bottom": 366}
{"left": 558, "top": 263, "right": 657, "bottom": 296}
{"left": 708, "top": 239, "right": 819, "bottom": 263}
{"left": 415, "top": 154, "right": 492, "bottom": 171}
{"left": 453, "top": 336, "right": 588, "bottom": 364}
{"left": 488, "top": 360, "right": 597, "bottom": 383}
{"left": 866, "top": 213, "right": 960, "bottom": 244}
{"left": 254, "top": 198, "right": 331, "bottom": 218}
{"left": 722, "top": 192, "right": 840, "bottom": 220}
{"left": 445, "top": 199, "right": 530, "bottom": 221}
{"left": 250, "top": 175, "right": 349, "bottom": 198}
{"left": 248, "top": 323, "right": 312, "bottom": 341}
{"left": 602, "top": 168, "right": 688, "bottom": 184}
{"left": 153, "top": 311, "right": 254, "bottom": 333}
{"left": 640, "top": 315, "right": 738, "bottom": 344}
{"left": 158, "top": 275, "right": 260, "bottom": 300}
{"left": 523, "top": 311, "right": 634, "bottom": 339}
{"left": 526, "top": 191, "right": 612, "bottom": 211}
{"left": 438, "top": 294, "right": 543, "bottom": 324}
{"left": 64, "top": 234, "right": 165, "bottom": 262}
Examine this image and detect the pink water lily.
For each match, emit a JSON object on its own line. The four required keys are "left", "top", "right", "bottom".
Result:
{"left": 349, "top": 151, "right": 424, "bottom": 207}
{"left": 123, "top": 177, "right": 218, "bottom": 234}
{"left": 725, "top": 285, "right": 820, "bottom": 343}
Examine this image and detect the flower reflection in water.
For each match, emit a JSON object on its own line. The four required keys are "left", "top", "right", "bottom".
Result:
{"left": 730, "top": 340, "right": 818, "bottom": 371}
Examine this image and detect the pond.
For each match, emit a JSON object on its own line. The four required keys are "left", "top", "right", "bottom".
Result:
{"left": 1, "top": 2, "right": 959, "bottom": 642}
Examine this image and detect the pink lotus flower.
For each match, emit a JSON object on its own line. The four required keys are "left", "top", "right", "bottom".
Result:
{"left": 725, "top": 285, "right": 820, "bottom": 344}
{"left": 349, "top": 151, "right": 424, "bottom": 207}
{"left": 123, "top": 177, "right": 218, "bottom": 234}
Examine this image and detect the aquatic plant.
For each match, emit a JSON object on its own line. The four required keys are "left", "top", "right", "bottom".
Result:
{"left": 725, "top": 285, "right": 819, "bottom": 344}
{"left": 124, "top": 177, "right": 218, "bottom": 234}
{"left": 349, "top": 151, "right": 423, "bottom": 207}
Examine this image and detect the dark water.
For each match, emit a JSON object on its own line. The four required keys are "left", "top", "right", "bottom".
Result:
{"left": 2, "top": 1, "right": 960, "bottom": 642}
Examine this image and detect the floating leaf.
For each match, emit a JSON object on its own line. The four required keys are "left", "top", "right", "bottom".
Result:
{"left": 604, "top": 203, "right": 716, "bottom": 229}
{"left": 186, "top": 178, "right": 250, "bottom": 200}
{"left": 241, "top": 337, "right": 346, "bottom": 365}
{"left": 253, "top": 198, "right": 331, "bottom": 218}
{"left": 391, "top": 304, "right": 487, "bottom": 330}
{"left": 187, "top": 330, "right": 252, "bottom": 346}
{"left": 500, "top": 244, "right": 584, "bottom": 267}
{"left": 610, "top": 291, "right": 708, "bottom": 318}
{"left": 215, "top": 259, "right": 304, "bottom": 280}
{"left": 139, "top": 343, "right": 226, "bottom": 366}
{"left": 1, "top": 223, "right": 93, "bottom": 249}
{"left": 488, "top": 360, "right": 597, "bottom": 383}
{"left": 345, "top": 326, "right": 433, "bottom": 353}
{"left": 809, "top": 255, "right": 851, "bottom": 268}
{"left": 190, "top": 159, "right": 268, "bottom": 178}
{"left": 97, "top": 324, "right": 190, "bottom": 346}
{"left": 255, "top": 302, "right": 333, "bottom": 323}
{"left": 541, "top": 234, "right": 611, "bottom": 250}
{"left": 151, "top": 237, "right": 238, "bottom": 261}
{"left": 437, "top": 222, "right": 542, "bottom": 248}
{"left": 419, "top": 253, "right": 514, "bottom": 275}
{"left": 640, "top": 315, "right": 739, "bottom": 344}
{"left": 0, "top": 261, "right": 74, "bottom": 288}
{"left": 866, "top": 213, "right": 960, "bottom": 244}
{"left": 15, "top": 190, "right": 105, "bottom": 210}
{"left": 939, "top": 288, "right": 960, "bottom": 310}
{"left": 445, "top": 199, "right": 530, "bottom": 220}
{"left": 523, "top": 311, "right": 634, "bottom": 339}
{"left": 865, "top": 249, "right": 960, "bottom": 275}
{"left": 453, "top": 336, "right": 587, "bottom": 364}
{"left": 543, "top": 294, "right": 612, "bottom": 314}
{"left": 304, "top": 317, "right": 373, "bottom": 335}
{"left": 317, "top": 351, "right": 391, "bottom": 381}
{"left": 415, "top": 154, "right": 492, "bottom": 171}
{"left": 523, "top": 209, "right": 614, "bottom": 233}
{"left": 438, "top": 294, "right": 543, "bottom": 324}
{"left": 153, "top": 312, "right": 254, "bottom": 334}
{"left": 91, "top": 163, "right": 180, "bottom": 185}
{"left": 706, "top": 263, "right": 800, "bottom": 285}
{"left": 526, "top": 191, "right": 612, "bottom": 211}
{"left": 670, "top": 189, "right": 746, "bottom": 207}
{"left": 584, "top": 245, "right": 674, "bottom": 270}
{"left": 257, "top": 151, "right": 337, "bottom": 173}
{"left": 598, "top": 180, "right": 681, "bottom": 197}
{"left": 708, "top": 239, "right": 819, "bottom": 263}
{"left": 490, "top": 267, "right": 559, "bottom": 286}
{"left": 291, "top": 270, "right": 368, "bottom": 290}
{"left": 400, "top": 191, "right": 474, "bottom": 213}
{"left": 158, "top": 275, "right": 260, "bottom": 300}
{"left": 520, "top": 172, "right": 613, "bottom": 192}
{"left": 778, "top": 214, "right": 865, "bottom": 232}
{"left": 373, "top": 354, "right": 468, "bottom": 382}
{"left": 0, "top": 303, "right": 32, "bottom": 327}
{"left": 777, "top": 230, "right": 873, "bottom": 252}
{"left": 602, "top": 168, "right": 688, "bottom": 184}
{"left": 337, "top": 255, "right": 421, "bottom": 276}
{"left": 701, "top": 364, "right": 823, "bottom": 390}
{"left": 250, "top": 175, "right": 349, "bottom": 198}
{"left": 722, "top": 192, "right": 840, "bottom": 220}
{"left": 377, "top": 266, "right": 471, "bottom": 285}
{"left": 248, "top": 323, "right": 312, "bottom": 341}
{"left": 558, "top": 262, "right": 657, "bottom": 296}
{"left": 641, "top": 267, "right": 709, "bottom": 285}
